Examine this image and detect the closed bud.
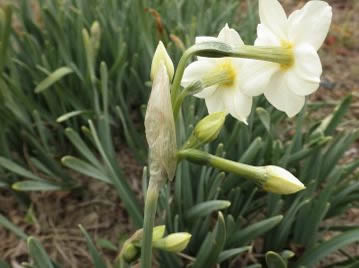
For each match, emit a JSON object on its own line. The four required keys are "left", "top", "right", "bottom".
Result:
{"left": 121, "top": 243, "right": 139, "bottom": 263}
{"left": 153, "top": 233, "right": 191, "bottom": 253}
{"left": 194, "top": 112, "right": 226, "bottom": 144}
{"left": 263, "top": 166, "right": 305, "bottom": 195}
{"left": 90, "top": 21, "right": 101, "bottom": 52}
{"left": 145, "top": 63, "right": 177, "bottom": 181}
{"left": 150, "top": 41, "right": 174, "bottom": 81}
{"left": 152, "top": 225, "right": 166, "bottom": 241}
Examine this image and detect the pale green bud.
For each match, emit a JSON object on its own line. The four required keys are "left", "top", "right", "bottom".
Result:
{"left": 121, "top": 243, "right": 139, "bottom": 263}
{"left": 153, "top": 233, "right": 192, "bottom": 253}
{"left": 262, "top": 166, "right": 305, "bottom": 195}
{"left": 194, "top": 112, "right": 227, "bottom": 144}
{"left": 152, "top": 225, "right": 166, "bottom": 241}
{"left": 90, "top": 21, "right": 101, "bottom": 52}
{"left": 150, "top": 41, "right": 174, "bottom": 81}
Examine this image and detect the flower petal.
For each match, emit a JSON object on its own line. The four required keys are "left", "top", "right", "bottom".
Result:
{"left": 264, "top": 72, "right": 305, "bottom": 117}
{"left": 194, "top": 86, "right": 217, "bottom": 98}
{"left": 241, "top": 59, "right": 279, "bottom": 96}
{"left": 288, "top": 1, "right": 332, "bottom": 50}
{"left": 255, "top": 24, "right": 282, "bottom": 46}
{"left": 205, "top": 90, "right": 226, "bottom": 114}
{"left": 223, "top": 88, "right": 252, "bottom": 123}
{"left": 287, "top": 43, "right": 322, "bottom": 96}
{"left": 195, "top": 36, "right": 218, "bottom": 44}
{"left": 259, "top": 0, "right": 288, "bottom": 40}
{"left": 181, "top": 60, "right": 216, "bottom": 88}
{"left": 217, "top": 24, "right": 244, "bottom": 47}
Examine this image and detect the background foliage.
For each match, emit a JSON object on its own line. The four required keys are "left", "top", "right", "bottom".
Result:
{"left": 0, "top": 0, "right": 358, "bottom": 267}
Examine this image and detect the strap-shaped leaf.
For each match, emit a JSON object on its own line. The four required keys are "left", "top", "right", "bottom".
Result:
{"left": 0, "top": 157, "right": 43, "bottom": 181}
{"left": 192, "top": 212, "right": 226, "bottom": 268}
{"left": 79, "top": 225, "right": 107, "bottom": 268}
{"left": 218, "top": 246, "right": 252, "bottom": 263}
{"left": 295, "top": 229, "right": 359, "bottom": 267}
{"left": 28, "top": 237, "right": 55, "bottom": 268}
{"left": 35, "top": 67, "right": 73, "bottom": 93}
{"left": 12, "top": 180, "right": 64, "bottom": 191}
{"left": 61, "top": 156, "right": 111, "bottom": 184}
{"left": 228, "top": 215, "right": 283, "bottom": 247}
{"left": 185, "top": 200, "right": 230, "bottom": 221}
{"left": 0, "top": 213, "right": 27, "bottom": 239}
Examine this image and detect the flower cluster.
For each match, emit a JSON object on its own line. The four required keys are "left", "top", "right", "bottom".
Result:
{"left": 182, "top": 0, "right": 332, "bottom": 120}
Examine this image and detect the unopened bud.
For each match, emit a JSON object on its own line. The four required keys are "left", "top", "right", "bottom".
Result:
{"left": 150, "top": 41, "right": 174, "bottom": 81}
{"left": 90, "top": 21, "right": 101, "bottom": 52}
{"left": 121, "top": 243, "right": 139, "bottom": 263}
{"left": 145, "top": 63, "right": 177, "bottom": 181}
{"left": 194, "top": 112, "right": 226, "bottom": 143}
{"left": 153, "top": 233, "right": 191, "bottom": 253}
{"left": 263, "top": 166, "right": 305, "bottom": 195}
{"left": 152, "top": 225, "right": 166, "bottom": 241}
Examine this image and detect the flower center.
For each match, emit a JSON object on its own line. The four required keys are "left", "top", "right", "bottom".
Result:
{"left": 211, "top": 59, "right": 237, "bottom": 88}
{"left": 280, "top": 41, "right": 294, "bottom": 71}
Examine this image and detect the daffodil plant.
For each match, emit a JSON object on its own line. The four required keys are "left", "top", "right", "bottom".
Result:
{"left": 140, "top": 1, "right": 332, "bottom": 267}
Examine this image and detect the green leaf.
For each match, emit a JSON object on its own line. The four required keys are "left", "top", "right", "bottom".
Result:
{"left": 12, "top": 180, "right": 64, "bottom": 191}
{"left": 0, "top": 157, "right": 44, "bottom": 181}
{"left": 185, "top": 200, "right": 230, "bottom": 221}
{"left": 192, "top": 212, "right": 226, "bottom": 268}
{"left": 295, "top": 229, "right": 359, "bottom": 267}
{"left": 218, "top": 246, "right": 252, "bottom": 263}
{"left": 266, "top": 251, "right": 287, "bottom": 268}
{"left": 34, "top": 67, "right": 73, "bottom": 93}
{"left": 228, "top": 215, "right": 283, "bottom": 247}
{"left": 256, "top": 107, "right": 271, "bottom": 134}
{"left": 61, "top": 156, "right": 111, "bottom": 184}
{"left": 28, "top": 237, "right": 55, "bottom": 268}
{"left": 97, "top": 239, "right": 118, "bottom": 251}
{"left": 79, "top": 225, "right": 107, "bottom": 268}
{"left": 0, "top": 213, "right": 27, "bottom": 239}
{"left": 56, "top": 110, "right": 91, "bottom": 123}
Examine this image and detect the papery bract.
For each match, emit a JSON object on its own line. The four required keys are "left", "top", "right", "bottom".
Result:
{"left": 145, "top": 63, "right": 177, "bottom": 181}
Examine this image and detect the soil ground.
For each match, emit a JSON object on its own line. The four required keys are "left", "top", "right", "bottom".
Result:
{"left": 0, "top": 0, "right": 358, "bottom": 267}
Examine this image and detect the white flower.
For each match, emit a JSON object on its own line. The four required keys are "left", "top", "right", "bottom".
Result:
{"left": 242, "top": 0, "right": 332, "bottom": 117}
{"left": 181, "top": 24, "right": 252, "bottom": 123}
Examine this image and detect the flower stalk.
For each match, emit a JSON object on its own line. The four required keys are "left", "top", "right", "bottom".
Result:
{"left": 177, "top": 149, "right": 305, "bottom": 194}
{"left": 140, "top": 178, "right": 163, "bottom": 268}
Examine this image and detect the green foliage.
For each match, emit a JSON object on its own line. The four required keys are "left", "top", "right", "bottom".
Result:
{"left": 0, "top": 0, "right": 357, "bottom": 267}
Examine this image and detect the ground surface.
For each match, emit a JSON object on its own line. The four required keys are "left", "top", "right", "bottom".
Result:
{"left": 0, "top": 0, "right": 358, "bottom": 267}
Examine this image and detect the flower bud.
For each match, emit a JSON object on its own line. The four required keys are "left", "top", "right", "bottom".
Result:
{"left": 145, "top": 63, "right": 177, "bottom": 181}
{"left": 90, "top": 21, "right": 101, "bottom": 52}
{"left": 153, "top": 233, "right": 191, "bottom": 253}
{"left": 263, "top": 166, "right": 305, "bottom": 194}
{"left": 152, "top": 225, "right": 166, "bottom": 241}
{"left": 121, "top": 242, "right": 140, "bottom": 263}
{"left": 194, "top": 112, "right": 227, "bottom": 144}
{"left": 150, "top": 41, "right": 174, "bottom": 81}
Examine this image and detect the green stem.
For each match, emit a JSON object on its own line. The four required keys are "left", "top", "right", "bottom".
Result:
{"left": 118, "top": 258, "right": 129, "bottom": 268}
{"left": 177, "top": 149, "right": 267, "bottom": 184}
{"left": 140, "top": 178, "right": 162, "bottom": 268}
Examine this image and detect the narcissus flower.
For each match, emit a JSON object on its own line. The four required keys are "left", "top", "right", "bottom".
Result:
{"left": 181, "top": 24, "right": 252, "bottom": 123}
{"left": 242, "top": 0, "right": 332, "bottom": 117}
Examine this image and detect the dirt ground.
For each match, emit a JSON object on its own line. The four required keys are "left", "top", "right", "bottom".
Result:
{"left": 0, "top": 0, "right": 358, "bottom": 267}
